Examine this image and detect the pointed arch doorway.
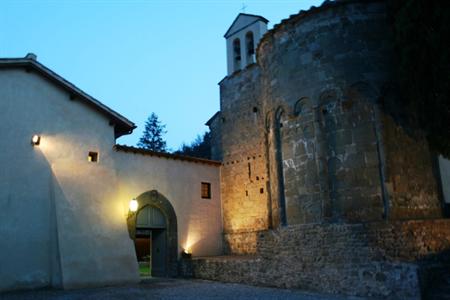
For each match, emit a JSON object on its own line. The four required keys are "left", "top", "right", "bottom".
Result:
{"left": 127, "top": 190, "right": 178, "bottom": 277}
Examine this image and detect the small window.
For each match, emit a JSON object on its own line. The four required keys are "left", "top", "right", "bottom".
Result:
{"left": 88, "top": 151, "right": 98, "bottom": 162}
{"left": 201, "top": 182, "right": 211, "bottom": 199}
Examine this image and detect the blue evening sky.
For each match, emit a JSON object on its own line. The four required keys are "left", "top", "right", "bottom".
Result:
{"left": 1, "top": 0, "right": 322, "bottom": 150}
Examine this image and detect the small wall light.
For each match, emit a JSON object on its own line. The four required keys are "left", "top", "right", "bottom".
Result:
{"left": 31, "top": 135, "right": 41, "bottom": 146}
{"left": 181, "top": 248, "right": 192, "bottom": 259}
{"left": 129, "top": 198, "right": 138, "bottom": 213}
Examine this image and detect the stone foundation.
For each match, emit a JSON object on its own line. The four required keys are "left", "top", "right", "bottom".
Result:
{"left": 181, "top": 220, "right": 450, "bottom": 299}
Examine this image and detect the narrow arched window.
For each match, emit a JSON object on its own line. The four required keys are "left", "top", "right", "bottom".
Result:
{"left": 245, "top": 31, "right": 255, "bottom": 64}
{"left": 274, "top": 107, "right": 287, "bottom": 226}
{"left": 294, "top": 97, "right": 311, "bottom": 117}
{"left": 233, "top": 38, "right": 241, "bottom": 72}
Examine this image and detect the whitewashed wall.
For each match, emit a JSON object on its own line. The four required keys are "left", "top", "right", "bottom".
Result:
{"left": 0, "top": 67, "right": 222, "bottom": 292}
{"left": 0, "top": 68, "right": 139, "bottom": 290}
{"left": 114, "top": 151, "right": 222, "bottom": 257}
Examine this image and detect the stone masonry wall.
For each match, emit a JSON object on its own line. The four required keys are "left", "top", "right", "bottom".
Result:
{"left": 258, "top": 1, "right": 392, "bottom": 225}
{"left": 381, "top": 111, "right": 442, "bottom": 220}
{"left": 257, "top": 0, "right": 443, "bottom": 224}
{"left": 201, "top": 1, "right": 449, "bottom": 298}
{"left": 209, "top": 0, "right": 445, "bottom": 256}
{"left": 223, "top": 231, "right": 259, "bottom": 255}
{"left": 184, "top": 220, "right": 450, "bottom": 299}
{"left": 218, "top": 65, "right": 269, "bottom": 254}
{"left": 208, "top": 113, "right": 223, "bottom": 162}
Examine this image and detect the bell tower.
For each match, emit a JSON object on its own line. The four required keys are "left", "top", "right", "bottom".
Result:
{"left": 224, "top": 13, "right": 268, "bottom": 75}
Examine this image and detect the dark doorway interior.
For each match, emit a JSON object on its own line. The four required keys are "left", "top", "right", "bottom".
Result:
{"left": 135, "top": 205, "right": 167, "bottom": 277}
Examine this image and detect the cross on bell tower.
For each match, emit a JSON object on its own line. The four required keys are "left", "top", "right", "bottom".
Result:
{"left": 223, "top": 13, "right": 269, "bottom": 75}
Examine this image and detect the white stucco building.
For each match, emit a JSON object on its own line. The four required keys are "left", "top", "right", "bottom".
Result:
{"left": 0, "top": 54, "right": 222, "bottom": 291}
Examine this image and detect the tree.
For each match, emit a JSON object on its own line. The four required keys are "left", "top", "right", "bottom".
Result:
{"left": 137, "top": 113, "right": 167, "bottom": 152}
{"left": 388, "top": 0, "right": 450, "bottom": 158}
{"left": 174, "top": 131, "right": 211, "bottom": 159}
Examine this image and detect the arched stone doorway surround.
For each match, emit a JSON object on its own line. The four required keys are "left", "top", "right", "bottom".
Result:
{"left": 127, "top": 190, "right": 178, "bottom": 277}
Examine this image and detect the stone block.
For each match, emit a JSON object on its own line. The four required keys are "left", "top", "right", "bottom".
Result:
{"left": 352, "top": 125, "right": 376, "bottom": 146}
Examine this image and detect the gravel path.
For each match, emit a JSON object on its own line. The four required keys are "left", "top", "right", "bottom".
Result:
{"left": 0, "top": 278, "right": 369, "bottom": 300}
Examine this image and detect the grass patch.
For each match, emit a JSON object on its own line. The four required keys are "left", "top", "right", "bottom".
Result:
{"left": 139, "top": 264, "right": 151, "bottom": 277}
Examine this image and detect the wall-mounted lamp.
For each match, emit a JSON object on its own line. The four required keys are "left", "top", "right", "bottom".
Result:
{"left": 31, "top": 135, "right": 41, "bottom": 146}
{"left": 129, "top": 198, "right": 138, "bottom": 213}
{"left": 181, "top": 248, "right": 192, "bottom": 259}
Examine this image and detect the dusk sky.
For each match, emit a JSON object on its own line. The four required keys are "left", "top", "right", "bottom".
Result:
{"left": 1, "top": 0, "right": 322, "bottom": 150}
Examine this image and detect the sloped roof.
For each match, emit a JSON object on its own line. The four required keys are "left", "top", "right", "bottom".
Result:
{"left": 114, "top": 144, "right": 222, "bottom": 166}
{"left": 224, "top": 13, "right": 269, "bottom": 38}
{"left": 0, "top": 54, "right": 136, "bottom": 138}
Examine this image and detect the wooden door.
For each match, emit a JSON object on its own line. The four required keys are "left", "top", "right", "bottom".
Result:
{"left": 151, "top": 229, "right": 167, "bottom": 276}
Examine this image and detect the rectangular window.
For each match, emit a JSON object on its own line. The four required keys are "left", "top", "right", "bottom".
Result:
{"left": 201, "top": 182, "right": 211, "bottom": 199}
{"left": 88, "top": 151, "right": 99, "bottom": 162}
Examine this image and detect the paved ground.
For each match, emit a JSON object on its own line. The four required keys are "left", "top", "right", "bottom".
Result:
{"left": 0, "top": 278, "right": 370, "bottom": 300}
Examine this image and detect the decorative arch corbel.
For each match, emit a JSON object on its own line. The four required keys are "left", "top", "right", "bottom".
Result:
{"left": 294, "top": 97, "right": 312, "bottom": 117}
